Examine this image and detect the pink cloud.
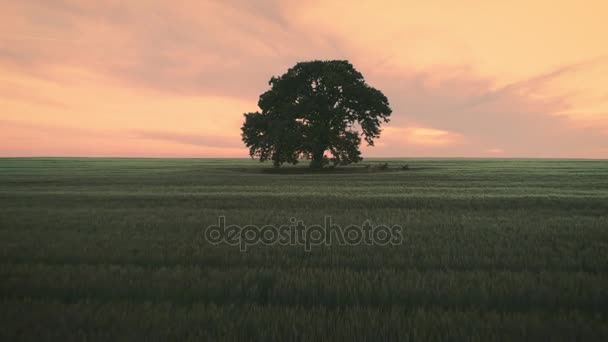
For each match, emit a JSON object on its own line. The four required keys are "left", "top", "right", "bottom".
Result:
{"left": 486, "top": 148, "right": 505, "bottom": 154}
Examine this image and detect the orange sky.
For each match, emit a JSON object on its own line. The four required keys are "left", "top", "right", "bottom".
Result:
{"left": 1, "top": 0, "right": 607, "bottom": 158}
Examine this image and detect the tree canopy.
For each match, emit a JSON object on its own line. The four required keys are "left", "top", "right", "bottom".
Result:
{"left": 241, "top": 60, "right": 392, "bottom": 168}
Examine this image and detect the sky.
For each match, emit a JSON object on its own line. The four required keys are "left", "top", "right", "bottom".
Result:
{"left": 1, "top": 0, "right": 607, "bottom": 158}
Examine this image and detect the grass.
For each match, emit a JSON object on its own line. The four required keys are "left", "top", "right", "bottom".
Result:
{"left": 1, "top": 157, "right": 608, "bottom": 341}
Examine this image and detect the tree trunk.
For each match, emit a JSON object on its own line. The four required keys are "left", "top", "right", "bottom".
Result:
{"left": 310, "top": 121, "right": 329, "bottom": 169}
{"left": 310, "top": 146, "right": 325, "bottom": 169}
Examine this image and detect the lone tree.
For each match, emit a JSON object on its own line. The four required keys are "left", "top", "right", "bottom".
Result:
{"left": 241, "top": 60, "right": 392, "bottom": 169}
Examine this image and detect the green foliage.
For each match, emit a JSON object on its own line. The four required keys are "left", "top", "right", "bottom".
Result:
{"left": 1, "top": 158, "right": 608, "bottom": 341}
{"left": 241, "top": 60, "right": 392, "bottom": 168}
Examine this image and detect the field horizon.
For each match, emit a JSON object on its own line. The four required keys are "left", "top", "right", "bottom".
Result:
{"left": 3, "top": 156, "right": 607, "bottom": 160}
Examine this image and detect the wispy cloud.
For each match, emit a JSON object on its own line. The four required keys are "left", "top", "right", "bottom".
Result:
{"left": 134, "top": 130, "right": 243, "bottom": 149}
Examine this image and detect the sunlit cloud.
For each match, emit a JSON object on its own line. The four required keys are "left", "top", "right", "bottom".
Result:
{"left": 135, "top": 130, "right": 244, "bottom": 149}
{"left": 383, "top": 126, "right": 463, "bottom": 147}
{"left": 486, "top": 148, "right": 505, "bottom": 154}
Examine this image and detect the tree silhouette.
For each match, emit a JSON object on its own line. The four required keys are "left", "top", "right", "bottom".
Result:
{"left": 241, "top": 60, "right": 392, "bottom": 168}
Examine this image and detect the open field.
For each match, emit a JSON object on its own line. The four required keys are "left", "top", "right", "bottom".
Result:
{"left": 1, "top": 158, "right": 608, "bottom": 341}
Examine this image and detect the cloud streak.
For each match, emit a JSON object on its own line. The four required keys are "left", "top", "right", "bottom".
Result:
{"left": 135, "top": 130, "right": 244, "bottom": 149}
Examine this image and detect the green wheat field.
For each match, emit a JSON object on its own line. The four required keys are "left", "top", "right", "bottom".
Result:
{"left": 1, "top": 158, "right": 608, "bottom": 341}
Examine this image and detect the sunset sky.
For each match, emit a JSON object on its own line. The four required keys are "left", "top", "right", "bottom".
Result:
{"left": 1, "top": 0, "right": 607, "bottom": 158}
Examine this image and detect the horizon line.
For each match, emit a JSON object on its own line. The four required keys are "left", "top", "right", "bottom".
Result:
{"left": 1, "top": 156, "right": 606, "bottom": 161}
